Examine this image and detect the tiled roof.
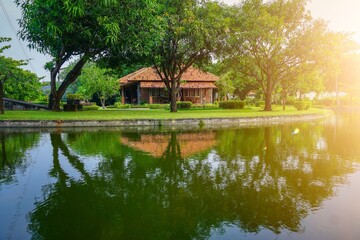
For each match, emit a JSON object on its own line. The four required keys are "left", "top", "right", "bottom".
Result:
{"left": 140, "top": 82, "right": 217, "bottom": 89}
{"left": 119, "top": 66, "right": 219, "bottom": 84}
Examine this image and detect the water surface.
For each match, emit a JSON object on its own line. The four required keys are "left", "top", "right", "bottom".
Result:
{"left": 1, "top": 111, "right": 360, "bottom": 239}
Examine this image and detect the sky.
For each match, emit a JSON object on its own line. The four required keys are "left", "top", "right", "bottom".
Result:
{"left": 1, "top": 0, "right": 360, "bottom": 81}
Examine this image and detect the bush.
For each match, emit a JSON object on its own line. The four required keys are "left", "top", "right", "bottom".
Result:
{"left": 115, "top": 103, "right": 131, "bottom": 109}
{"left": 32, "top": 101, "right": 48, "bottom": 105}
{"left": 190, "top": 104, "right": 219, "bottom": 110}
{"left": 255, "top": 101, "right": 265, "bottom": 107}
{"left": 82, "top": 105, "right": 99, "bottom": 111}
{"left": 293, "top": 101, "right": 312, "bottom": 110}
{"left": 144, "top": 104, "right": 168, "bottom": 109}
{"left": 245, "top": 97, "right": 256, "bottom": 106}
{"left": 286, "top": 96, "right": 297, "bottom": 105}
{"left": 176, "top": 101, "right": 192, "bottom": 109}
{"left": 106, "top": 105, "right": 117, "bottom": 109}
{"left": 131, "top": 104, "right": 148, "bottom": 108}
{"left": 219, "top": 100, "right": 245, "bottom": 109}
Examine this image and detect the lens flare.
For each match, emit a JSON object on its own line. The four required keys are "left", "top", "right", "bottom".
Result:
{"left": 292, "top": 128, "right": 300, "bottom": 135}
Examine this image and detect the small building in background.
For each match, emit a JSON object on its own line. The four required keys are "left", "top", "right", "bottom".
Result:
{"left": 119, "top": 67, "right": 219, "bottom": 104}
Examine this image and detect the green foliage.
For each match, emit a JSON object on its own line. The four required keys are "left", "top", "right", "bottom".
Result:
{"left": 130, "top": 105, "right": 148, "bottom": 109}
{"left": 115, "top": 103, "right": 131, "bottom": 109}
{"left": 0, "top": 108, "right": 329, "bottom": 121}
{"left": 143, "top": 104, "right": 168, "bottom": 109}
{"left": 176, "top": 101, "right": 192, "bottom": 109}
{"left": 66, "top": 93, "right": 84, "bottom": 101}
{"left": 190, "top": 104, "right": 220, "bottom": 110}
{"left": 293, "top": 101, "right": 312, "bottom": 110}
{"left": 16, "top": 0, "right": 160, "bottom": 110}
{"left": 150, "top": 0, "right": 230, "bottom": 112}
{"left": 0, "top": 37, "right": 41, "bottom": 114}
{"left": 226, "top": 0, "right": 334, "bottom": 111}
{"left": 219, "top": 100, "right": 245, "bottom": 109}
{"left": 82, "top": 105, "right": 99, "bottom": 111}
{"left": 73, "top": 62, "right": 119, "bottom": 108}
{"left": 255, "top": 101, "right": 265, "bottom": 107}
{"left": 286, "top": 96, "right": 297, "bottom": 105}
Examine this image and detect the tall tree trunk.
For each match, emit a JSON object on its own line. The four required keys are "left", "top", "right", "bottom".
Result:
{"left": 0, "top": 81, "right": 4, "bottom": 114}
{"left": 170, "top": 89, "right": 177, "bottom": 112}
{"left": 264, "top": 90, "right": 272, "bottom": 111}
{"left": 282, "top": 89, "right": 287, "bottom": 110}
{"left": 263, "top": 75, "right": 273, "bottom": 111}
{"left": 100, "top": 97, "right": 106, "bottom": 109}
{"left": 49, "top": 56, "right": 88, "bottom": 111}
{"left": 49, "top": 63, "right": 60, "bottom": 111}
{"left": 169, "top": 79, "right": 177, "bottom": 112}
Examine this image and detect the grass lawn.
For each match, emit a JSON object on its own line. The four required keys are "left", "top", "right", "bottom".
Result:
{"left": 0, "top": 106, "right": 331, "bottom": 121}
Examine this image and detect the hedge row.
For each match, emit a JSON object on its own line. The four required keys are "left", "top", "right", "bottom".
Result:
{"left": 219, "top": 100, "right": 245, "bottom": 109}
{"left": 176, "top": 101, "right": 192, "bottom": 109}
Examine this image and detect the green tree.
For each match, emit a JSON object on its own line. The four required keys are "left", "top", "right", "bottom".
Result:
{"left": 16, "top": 0, "right": 158, "bottom": 111}
{"left": 0, "top": 37, "right": 40, "bottom": 114}
{"left": 320, "top": 32, "right": 358, "bottom": 106}
{"left": 338, "top": 53, "right": 360, "bottom": 99}
{"left": 150, "top": 0, "right": 230, "bottom": 112}
{"left": 227, "top": 0, "right": 328, "bottom": 111}
{"left": 77, "top": 63, "right": 119, "bottom": 108}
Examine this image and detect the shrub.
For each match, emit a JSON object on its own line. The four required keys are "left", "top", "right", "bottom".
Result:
{"left": 32, "top": 101, "right": 48, "bottom": 105}
{"left": 66, "top": 93, "right": 83, "bottom": 100}
{"left": 219, "top": 100, "right": 245, "bottom": 109}
{"left": 144, "top": 104, "right": 168, "bottom": 109}
{"left": 255, "top": 101, "right": 265, "bottom": 107}
{"left": 191, "top": 104, "right": 219, "bottom": 110}
{"left": 245, "top": 97, "right": 256, "bottom": 106}
{"left": 82, "top": 105, "right": 99, "bottom": 111}
{"left": 177, "top": 101, "right": 192, "bottom": 109}
{"left": 286, "top": 96, "right": 297, "bottom": 105}
{"left": 293, "top": 101, "right": 312, "bottom": 110}
{"left": 106, "top": 105, "right": 117, "bottom": 109}
{"left": 115, "top": 103, "right": 131, "bottom": 109}
{"left": 131, "top": 104, "right": 148, "bottom": 108}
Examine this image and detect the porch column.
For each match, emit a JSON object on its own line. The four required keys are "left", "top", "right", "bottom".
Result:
{"left": 137, "top": 83, "right": 141, "bottom": 105}
{"left": 210, "top": 89, "right": 213, "bottom": 103}
{"left": 121, "top": 86, "right": 125, "bottom": 104}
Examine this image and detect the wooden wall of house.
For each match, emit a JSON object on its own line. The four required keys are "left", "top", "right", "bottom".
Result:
{"left": 140, "top": 89, "right": 149, "bottom": 104}
{"left": 182, "top": 89, "right": 213, "bottom": 104}
{"left": 134, "top": 87, "right": 215, "bottom": 105}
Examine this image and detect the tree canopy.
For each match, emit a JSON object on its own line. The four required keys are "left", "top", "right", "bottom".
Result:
{"left": 225, "top": 0, "right": 331, "bottom": 110}
{"left": 16, "top": 0, "right": 159, "bottom": 111}
{"left": 0, "top": 37, "right": 40, "bottom": 114}
{"left": 148, "top": 0, "right": 230, "bottom": 112}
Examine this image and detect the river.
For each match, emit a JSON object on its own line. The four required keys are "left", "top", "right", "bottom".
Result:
{"left": 1, "top": 111, "right": 360, "bottom": 239}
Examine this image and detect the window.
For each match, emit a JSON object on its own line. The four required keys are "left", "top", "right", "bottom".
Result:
{"left": 183, "top": 89, "right": 200, "bottom": 97}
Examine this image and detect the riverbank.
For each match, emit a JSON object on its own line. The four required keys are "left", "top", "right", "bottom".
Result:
{"left": 0, "top": 107, "right": 331, "bottom": 128}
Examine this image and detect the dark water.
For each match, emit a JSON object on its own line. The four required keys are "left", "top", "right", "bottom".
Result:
{"left": 1, "top": 112, "right": 360, "bottom": 240}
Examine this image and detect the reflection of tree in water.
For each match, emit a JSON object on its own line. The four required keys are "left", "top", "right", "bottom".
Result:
{"left": 323, "top": 111, "right": 360, "bottom": 158}
{"left": 0, "top": 132, "right": 40, "bottom": 182}
{"left": 28, "top": 125, "right": 355, "bottom": 239}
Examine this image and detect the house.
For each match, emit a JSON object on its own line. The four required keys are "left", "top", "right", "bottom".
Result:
{"left": 119, "top": 67, "right": 219, "bottom": 104}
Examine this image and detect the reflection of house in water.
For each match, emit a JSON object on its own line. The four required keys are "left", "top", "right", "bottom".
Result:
{"left": 120, "top": 132, "right": 216, "bottom": 158}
